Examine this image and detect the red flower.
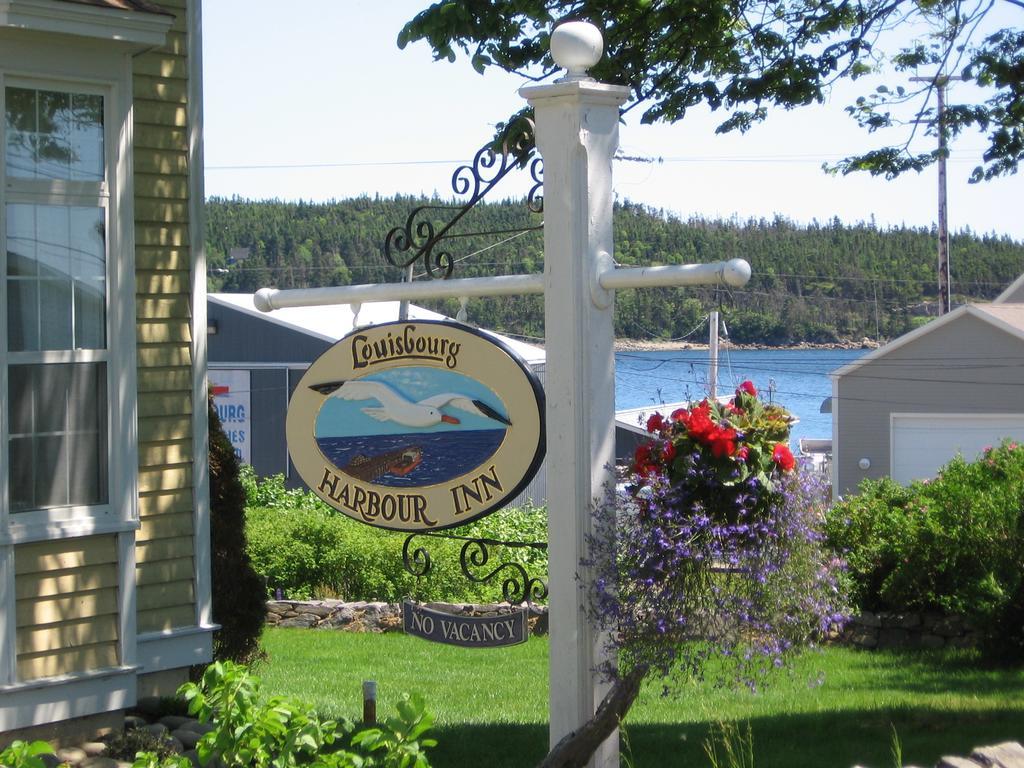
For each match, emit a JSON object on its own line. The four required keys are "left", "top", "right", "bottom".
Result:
{"left": 708, "top": 426, "right": 737, "bottom": 458}
{"left": 736, "top": 446, "right": 749, "bottom": 461}
{"left": 646, "top": 412, "right": 665, "bottom": 434}
{"left": 737, "top": 380, "right": 757, "bottom": 397}
{"left": 662, "top": 441, "right": 677, "bottom": 463}
{"left": 633, "top": 443, "right": 659, "bottom": 478}
{"left": 684, "top": 402, "right": 715, "bottom": 442}
{"left": 670, "top": 407, "right": 688, "bottom": 423}
{"left": 772, "top": 443, "right": 796, "bottom": 472}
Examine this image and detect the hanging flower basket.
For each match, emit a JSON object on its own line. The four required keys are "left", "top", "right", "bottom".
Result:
{"left": 587, "top": 382, "right": 845, "bottom": 687}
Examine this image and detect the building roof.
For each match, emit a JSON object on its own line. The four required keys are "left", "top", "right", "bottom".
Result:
{"left": 208, "top": 293, "right": 546, "bottom": 367}
{"left": 832, "top": 302, "right": 1024, "bottom": 378}
{"left": 55, "top": 0, "right": 173, "bottom": 14}
{"left": 994, "top": 273, "right": 1024, "bottom": 304}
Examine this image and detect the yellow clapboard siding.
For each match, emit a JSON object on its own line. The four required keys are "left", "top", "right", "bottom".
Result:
{"left": 138, "top": 414, "right": 192, "bottom": 444}
{"left": 137, "top": 345, "right": 192, "bottom": 368}
{"left": 139, "top": 391, "right": 192, "bottom": 418}
{"left": 135, "top": 201, "right": 189, "bottom": 225}
{"left": 138, "top": 488, "right": 193, "bottom": 519}
{"left": 135, "top": 225, "right": 190, "bottom": 249}
{"left": 17, "top": 642, "right": 119, "bottom": 681}
{"left": 135, "top": 126, "right": 188, "bottom": 152}
{"left": 135, "top": 149, "right": 189, "bottom": 176}
{"left": 137, "top": 556, "right": 194, "bottom": 587}
{"left": 15, "top": 563, "right": 119, "bottom": 600}
{"left": 136, "top": 247, "right": 191, "bottom": 271}
{"left": 134, "top": 99, "right": 188, "bottom": 129}
{"left": 136, "top": 272, "right": 189, "bottom": 294}
{"left": 14, "top": 536, "right": 117, "bottom": 575}
{"left": 16, "top": 588, "right": 118, "bottom": 628}
{"left": 137, "top": 320, "right": 193, "bottom": 345}
{"left": 133, "top": 54, "right": 187, "bottom": 81}
{"left": 137, "top": 535, "right": 193, "bottom": 563}
{"left": 17, "top": 614, "right": 119, "bottom": 655}
{"left": 137, "top": 604, "right": 195, "bottom": 634}
{"left": 139, "top": 510, "right": 193, "bottom": 539}
{"left": 137, "top": 368, "right": 192, "bottom": 394}
{"left": 134, "top": 74, "right": 188, "bottom": 104}
{"left": 136, "top": 296, "right": 190, "bottom": 319}
{"left": 137, "top": 580, "right": 194, "bottom": 613}
{"left": 135, "top": 173, "right": 188, "bottom": 201}
{"left": 138, "top": 467, "right": 193, "bottom": 496}
{"left": 139, "top": 440, "right": 192, "bottom": 468}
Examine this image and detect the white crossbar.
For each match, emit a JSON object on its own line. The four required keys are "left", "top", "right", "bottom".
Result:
{"left": 253, "top": 258, "right": 749, "bottom": 313}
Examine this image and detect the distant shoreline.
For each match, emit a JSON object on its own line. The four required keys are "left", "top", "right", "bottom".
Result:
{"left": 613, "top": 338, "right": 883, "bottom": 352}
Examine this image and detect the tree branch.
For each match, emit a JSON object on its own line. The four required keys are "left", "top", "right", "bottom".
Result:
{"left": 536, "top": 665, "right": 648, "bottom": 768}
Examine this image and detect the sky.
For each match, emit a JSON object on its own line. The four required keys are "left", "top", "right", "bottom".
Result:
{"left": 202, "top": 0, "right": 1023, "bottom": 243}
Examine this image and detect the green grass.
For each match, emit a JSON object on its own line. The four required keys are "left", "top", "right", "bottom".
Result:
{"left": 258, "top": 628, "right": 1024, "bottom": 768}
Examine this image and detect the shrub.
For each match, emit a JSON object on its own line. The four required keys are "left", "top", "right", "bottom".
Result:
{"left": 826, "top": 440, "right": 1024, "bottom": 658}
{"left": 180, "top": 661, "right": 435, "bottom": 768}
{"left": 208, "top": 396, "right": 266, "bottom": 663}
{"left": 244, "top": 472, "right": 548, "bottom": 603}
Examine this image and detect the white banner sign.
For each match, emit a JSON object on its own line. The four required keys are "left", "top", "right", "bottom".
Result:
{"left": 210, "top": 368, "right": 251, "bottom": 465}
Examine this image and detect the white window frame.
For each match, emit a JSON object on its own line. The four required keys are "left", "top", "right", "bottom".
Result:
{"left": 0, "top": 65, "right": 138, "bottom": 547}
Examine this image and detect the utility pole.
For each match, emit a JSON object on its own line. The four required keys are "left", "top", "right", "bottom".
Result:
{"left": 911, "top": 73, "right": 965, "bottom": 315}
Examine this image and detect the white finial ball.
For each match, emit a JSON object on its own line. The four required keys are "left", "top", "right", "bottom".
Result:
{"left": 551, "top": 21, "right": 603, "bottom": 80}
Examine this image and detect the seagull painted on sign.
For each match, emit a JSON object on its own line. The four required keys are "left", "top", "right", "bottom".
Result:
{"left": 309, "top": 380, "right": 512, "bottom": 430}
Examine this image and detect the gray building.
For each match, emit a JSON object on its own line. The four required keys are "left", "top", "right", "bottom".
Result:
{"left": 831, "top": 302, "right": 1024, "bottom": 497}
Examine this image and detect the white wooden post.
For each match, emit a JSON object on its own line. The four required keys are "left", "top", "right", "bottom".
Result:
{"left": 521, "top": 23, "right": 629, "bottom": 766}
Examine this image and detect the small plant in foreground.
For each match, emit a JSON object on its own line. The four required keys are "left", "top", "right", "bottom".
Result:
{"left": 0, "top": 741, "right": 53, "bottom": 768}
{"left": 180, "top": 661, "right": 436, "bottom": 768}
{"left": 704, "top": 722, "right": 754, "bottom": 768}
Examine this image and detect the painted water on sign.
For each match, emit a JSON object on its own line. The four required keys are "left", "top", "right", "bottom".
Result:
{"left": 615, "top": 348, "right": 867, "bottom": 446}
{"left": 317, "top": 430, "right": 506, "bottom": 487}
{"left": 314, "top": 366, "right": 510, "bottom": 487}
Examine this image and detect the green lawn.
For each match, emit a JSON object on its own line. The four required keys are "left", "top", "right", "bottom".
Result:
{"left": 258, "top": 628, "right": 1024, "bottom": 768}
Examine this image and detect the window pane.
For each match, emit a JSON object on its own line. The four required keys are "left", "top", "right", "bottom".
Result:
{"left": 6, "top": 203, "right": 36, "bottom": 277}
{"left": 4, "top": 86, "right": 103, "bottom": 181}
{"left": 4, "top": 87, "right": 36, "bottom": 179}
{"left": 71, "top": 94, "right": 104, "bottom": 181}
{"left": 5, "top": 203, "right": 106, "bottom": 351}
{"left": 7, "top": 363, "right": 107, "bottom": 512}
{"left": 8, "top": 364, "right": 34, "bottom": 435}
{"left": 39, "top": 279, "right": 73, "bottom": 350}
{"left": 8, "top": 437, "right": 34, "bottom": 512}
{"left": 75, "top": 279, "right": 106, "bottom": 349}
{"left": 6, "top": 279, "right": 39, "bottom": 352}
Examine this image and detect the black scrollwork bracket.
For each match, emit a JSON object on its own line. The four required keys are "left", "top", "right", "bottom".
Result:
{"left": 383, "top": 119, "right": 544, "bottom": 280}
{"left": 402, "top": 531, "right": 548, "bottom": 605}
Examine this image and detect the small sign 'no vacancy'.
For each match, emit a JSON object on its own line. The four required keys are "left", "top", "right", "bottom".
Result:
{"left": 402, "top": 601, "right": 529, "bottom": 648}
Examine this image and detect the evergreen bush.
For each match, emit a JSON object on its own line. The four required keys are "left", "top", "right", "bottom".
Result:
{"left": 208, "top": 396, "right": 266, "bottom": 663}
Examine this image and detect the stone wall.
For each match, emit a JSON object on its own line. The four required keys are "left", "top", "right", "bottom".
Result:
{"left": 265, "top": 600, "right": 549, "bottom": 635}
{"left": 839, "top": 611, "right": 979, "bottom": 650}
{"left": 857, "top": 741, "right": 1024, "bottom": 768}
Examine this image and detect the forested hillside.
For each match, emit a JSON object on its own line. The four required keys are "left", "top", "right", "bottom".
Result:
{"left": 206, "top": 196, "right": 1024, "bottom": 345}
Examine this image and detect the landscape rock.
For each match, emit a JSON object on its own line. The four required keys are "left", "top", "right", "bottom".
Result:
{"left": 938, "top": 757, "right": 985, "bottom": 768}
{"left": 80, "top": 743, "right": 108, "bottom": 758}
{"left": 158, "top": 715, "right": 193, "bottom": 730}
{"left": 182, "top": 750, "right": 201, "bottom": 768}
{"left": 140, "top": 723, "right": 168, "bottom": 738}
{"left": 853, "top": 611, "right": 882, "bottom": 628}
{"left": 123, "top": 715, "right": 148, "bottom": 731}
{"left": 39, "top": 755, "right": 64, "bottom": 768}
{"left": 971, "top": 741, "right": 1024, "bottom": 768}
{"left": 80, "top": 758, "right": 119, "bottom": 768}
{"left": 56, "top": 747, "right": 87, "bottom": 765}
{"left": 173, "top": 729, "right": 202, "bottom": 750}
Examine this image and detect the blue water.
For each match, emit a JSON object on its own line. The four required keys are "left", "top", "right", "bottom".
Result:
{"left": 615, "top": 348, "right": 867, "bottom": 447}
{"left": 317, "top": 429, "right": 506, "bottom": 487}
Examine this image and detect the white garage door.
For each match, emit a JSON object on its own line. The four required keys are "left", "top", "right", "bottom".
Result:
{"left": 891, "top": 413, "right": 1024, "bottom": 484}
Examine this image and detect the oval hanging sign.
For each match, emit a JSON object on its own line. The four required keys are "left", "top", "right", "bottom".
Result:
{"left": 287, "top": 320, "right": 546, "bottom": 531}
